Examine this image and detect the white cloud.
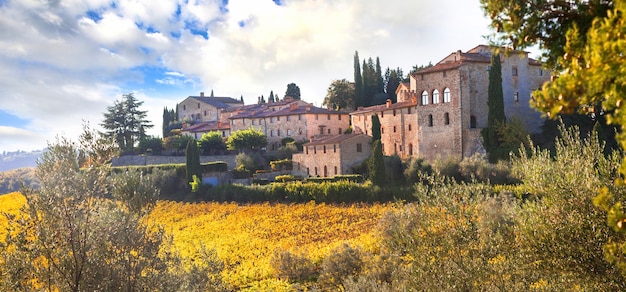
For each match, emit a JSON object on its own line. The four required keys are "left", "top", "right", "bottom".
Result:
{"left": 0, "top": 0, "right": 501, "bottom": 152}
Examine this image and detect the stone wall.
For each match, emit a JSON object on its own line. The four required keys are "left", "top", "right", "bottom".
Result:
{"left": 112, "top": 154, "right": 237, "bottom": 169}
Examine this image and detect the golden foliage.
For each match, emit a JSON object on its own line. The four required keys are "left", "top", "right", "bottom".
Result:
{"left": 147, "top": 201, "right": 394, "bottom": 290}
{"left": 0, "top": 192, "right": 27, "bottom": 243}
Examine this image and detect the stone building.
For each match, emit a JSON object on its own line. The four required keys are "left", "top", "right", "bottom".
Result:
{"left": 228, "top": 101, "right": 350, "bottom": 151}
{"left": 178, "top": 92, "right": 242, "bottom": 123}
{"left": 292, "top": 133, "right": 372, "bottom": 177}
{"left": 352, "top": 45, "right": 550, "bottom": 161}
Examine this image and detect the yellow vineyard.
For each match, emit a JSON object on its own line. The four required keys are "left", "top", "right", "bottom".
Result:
{"left": 0, "top": 193, "right": 396, "bottom": 290}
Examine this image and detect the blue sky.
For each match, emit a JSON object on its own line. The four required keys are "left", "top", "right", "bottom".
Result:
{"left": 0, "top": 0, "right": 514, "bottom": 153}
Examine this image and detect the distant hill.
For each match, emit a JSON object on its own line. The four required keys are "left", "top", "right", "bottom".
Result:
{"left": 0, "top": 167, "right": 38, "bottom": 194}
{"left": 0, "top": 150, "right": 43, "bottom": 172}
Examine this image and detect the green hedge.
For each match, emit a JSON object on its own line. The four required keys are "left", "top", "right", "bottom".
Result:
{"left": 270, "top": 159, "right": 293, "bottom": 171}
{"left": 110, "top": 161, "right": 227, "bottom": 179}
{"left": 306, "top": 174, "right": 363, "bottom": 183}
{"left": 198, "top": 180, "right": 415, "bottom": 203}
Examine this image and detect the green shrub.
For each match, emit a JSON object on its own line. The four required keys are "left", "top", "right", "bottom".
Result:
{"left": 318, "top": 243, "right": 364, "bottom": 290}
{"left": 271, "top": 250, "right": 316, "bottom": 282}
{"left": 275, "top": 175, "right": 303, "bottom": 183}
{"left": 403, "top": 157, "right": 433, "bottom": 185}
{"left": 270, "top": 159, "right": 293, "bottom": 171}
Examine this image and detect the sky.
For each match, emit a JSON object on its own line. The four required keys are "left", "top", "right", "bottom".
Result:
{"left": 0, "top": 0, "right": 506, "bottom": 153}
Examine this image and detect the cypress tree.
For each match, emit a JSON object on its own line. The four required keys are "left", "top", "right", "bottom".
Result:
{"left": 162, "top": 107, "right": 170, "bottom": 138}
{"left": 185, "top": 139, "right": 201, "bottom": 184}
{"left": 369, "top": 140, "right": 386, "bottom": 186}
{"left": 354, "top": 51, "right": 363, "bottom": 108}
{"left": 375, "top": 57, "right": 384, "bottom": 93}
{"left": 371, "top": 114, "right": 381, "bottom": 141}
{"left": 483, "top": 53, "right": 506, "bottom": 154}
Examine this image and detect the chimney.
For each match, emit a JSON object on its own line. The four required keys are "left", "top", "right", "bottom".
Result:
{"left": 455, "top": 50, "right": 462, "bottom": 61}
{"left": 386, "top": 99, "right": 392, "bottom": 108}
{"left": 200, "top": 92, "right": 205, "bottom": 97}
{"left": 290, "top": 103, "right": 298, "bottom": 111}
{"left": 306, "top": 105, "right": 311, "bottom": 112}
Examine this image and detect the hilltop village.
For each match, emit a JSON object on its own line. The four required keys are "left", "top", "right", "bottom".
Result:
{"left": 173, "top": 45, "right": 550, "bottom": 178}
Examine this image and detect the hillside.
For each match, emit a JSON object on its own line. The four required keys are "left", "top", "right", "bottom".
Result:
{"left": 0, "top": 167, "right": 38, "bottom": 194}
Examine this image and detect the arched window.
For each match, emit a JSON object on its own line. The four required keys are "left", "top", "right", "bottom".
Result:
{"left": 444, "top": 88, "right": 451, "bottom": 103}
{"left": 421, "top": 91, "right": 429, "bottom": 105}
{"left": 470, "top": 116, "right": 477, "bottom": 128}
{"left": 432, "top": 89, "right": 440, "bottom": 104}
{"left": 428, "top": 114, "right": 433, "bottom": 127}
{"left": 444, "top": 112, "right": 450, "bottom": 125}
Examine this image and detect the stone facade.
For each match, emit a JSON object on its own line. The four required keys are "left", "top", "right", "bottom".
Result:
{"left": 292, "top": 134, "right": 372, "bottom": 177}
{"left": 352, "top": 45, "right": 550, "bottom": 162}
{"left": 178, "top": 92, "right": 243, "bottom": 123}
{"left": 229, "top": 101, "right": 350, "bottom": 151}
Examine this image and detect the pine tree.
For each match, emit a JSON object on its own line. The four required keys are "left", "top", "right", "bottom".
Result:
{"left": 369, "top": 140, "right": 386, "bottom": 186}
{"left": 240, "top": 95, "right": 244, "bottom": 103}
{"left": 210, "top": 90, "right": 214, "bottom": 97}
{"left": 354, "top": 51, "right": 364, "bottom": 108}
{"left": 101, "top": 93, "right": 153, "bottom": 151}
{"left": 483, "top": 53, "right": 506, "bottom": 156}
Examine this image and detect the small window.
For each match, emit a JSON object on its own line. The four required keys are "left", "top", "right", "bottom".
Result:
{"left": 307, "top": 167, "right": 310, "bottom": 176}
{"left": 381, "top": 111, "right": 384, "bottom": 118}
{"left": 338, "top": 115, "right": 342, "bottom": 120}
{"left": 314, "top": 146, "right": 317, "bottom": 154}
{"left": 428, "top": 114, "right": 433, "bottom": 127}
{"left": 278, "top": 130, "right": 281, "bottom": 136}
{"left": 316, "top": 114, "right": 319, "bottom": 120}
{"left": 334, "top": 166, "right": 338, "bottom": 175}
{"left": 327, "top": 128, "right": 331, "bottom": 134}
{"left": 338, "top": 128, "right": 342, "bottom": 134}
{"left": 444, "top": 113, "right": 450, "bottom": 125}
{"left": 408, "top": 124, "right": 412, "bottom": 131}
{"left": 252, "top": 119, "right": 255, "bottom": 125}
{"left": 356, "top": 143, "right": 362, "bottom": 152}
{"left": 183, "top": 105, "right": 186, "bottom": 110}
{"left": 287, "top": 115, "right": 290, "bottom": 121}
{"left": 487, "top": 65, "right": 491, "bottom": 72}
{"left": 408, "top": 107, "right": 412, "bottom": 114}
{"left": 443, "top": 71, "right": 447, "bottom": 77}
{"left": 539, "top": 69, "right": 543, "bottom": 76}
{"left": 393, "top": 109, "right": 396, "bottom": 116}
{"left": 270, "top": 130, "right": 274, "bottom": 137}
{"left": 277, "top": 116, "right": 280, "bottom": 121}
{"left": 432, "top": 89, "right": 440, "bottom": 104}
{"left": 381, "top": 127, "right": 384, "bottom": 134}
{"left": 327, "top": 114, "right": 331, "bottom": 120}
{"left": 270, "top": 117, "right": 274, "bottom": 123}
{"left": 323, "top": 145, "right": 326, "bottom": 153}
{"left": 443, "top": 88, "right": 451, "bottom": 103}
{"left": 512, "top": 66, "right": 518, "bottom": 76}
{"left": 421, "top": 74, "right": 424, "bottom": 80}
{"left": 470, "top": 116, "right": 477, "bottom": 128}
{"left": 408, "top": 143, "right": 413, "bottom": 156}
{"left": 299, "top": 114, "right": 302, "bottom": 120}
{"left": 514, "top": 92, "right": 519, "bottom": 102}
{"left": 299, "top": 128, "right": 303, "bottom": 134}
{"left": 287, "top": 129, "right": 291, "bottom": 136}
{"left": 204, "top": 110, "right": 207, "bottom": 116}
{"left": 222, "top": 131, "right": 226, "bottom": 137}
{"left": 333, "top": 144, "right": 337, "bottom": 153}
{"left": 197, "top": 103, "right": 200, "bottom": 108}
{"left": 324, "top": 166, "right": 328, "bottom": 177}
{"left": 315, "top": 167, "right": 318, "bottom": 176}
{"left": 421, "top": 91, "right": 429, "bottom": 105}
{"left": 306, "top": 147, "right": 309, "bottom": 154}
{"left": 393, "top": 126, "right": 397, "bottom": 133}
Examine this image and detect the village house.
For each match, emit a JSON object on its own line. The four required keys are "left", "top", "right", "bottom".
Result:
{"left": 228, "top": 100, "right": 350, "bottom": 151}
{"left": 351, "top": 45, "right": 550, "bottom": 161}
{"left": 178, "top": 92, "right": 243, "bottom": 138}
{"left": 292, "top": 133, "right": 372, "bottom": 177}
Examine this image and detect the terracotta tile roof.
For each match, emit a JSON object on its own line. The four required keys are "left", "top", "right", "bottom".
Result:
{"left": 228, "top": 104, "right": 347, "bottom": 120}
{"left": 182, "top": 121, "right": 230, "bottom": 132}
{"left": 304, "top": 133, "right": 369, "bottom": 146}
{"left": 188, "top": 96, "right": 243, "bottom": 109}
{"left": 350, "top": 101, "right": 417, "bottom": 115}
